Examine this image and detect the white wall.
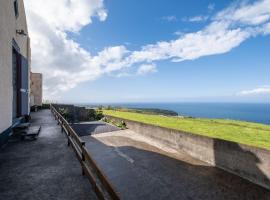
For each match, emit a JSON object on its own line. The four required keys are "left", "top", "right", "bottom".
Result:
{"left": 30, "top": 73, "right": 43, "bottom": 106}
{"left": 0, "top": 0, "right": 30, "bottom": 133}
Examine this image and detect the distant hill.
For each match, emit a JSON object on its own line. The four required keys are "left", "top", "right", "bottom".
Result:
{"left": 104, "top": 107, "right": 178, "bottom": 116}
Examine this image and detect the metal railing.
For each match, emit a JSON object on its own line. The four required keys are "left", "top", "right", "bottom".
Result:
{"left": 50, "top": 104, "right": 120, "bottom": 200}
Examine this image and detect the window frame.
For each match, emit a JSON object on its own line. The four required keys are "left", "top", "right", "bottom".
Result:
{"left": 13, "top": 0, "right": 19, "bottom": 18}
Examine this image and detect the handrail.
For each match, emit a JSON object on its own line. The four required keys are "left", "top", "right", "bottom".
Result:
{"left": 50, "top": 104, "right": 120, "bottom": 200}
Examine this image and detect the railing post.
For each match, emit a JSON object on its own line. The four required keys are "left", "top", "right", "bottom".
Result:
{"left": 67, "top": 132, "right": 70, "bottom": 146}
{"left": 81, "top": 142, "right": 86, "bottom": 176}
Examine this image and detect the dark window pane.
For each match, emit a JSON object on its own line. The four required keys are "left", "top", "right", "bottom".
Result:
{"left": 14, "top": 0, "right": 19, "bottom": 18}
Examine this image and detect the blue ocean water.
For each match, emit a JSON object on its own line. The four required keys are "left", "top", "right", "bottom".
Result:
{"left": 101, "top": 103, "right": 270, "bottom": 125}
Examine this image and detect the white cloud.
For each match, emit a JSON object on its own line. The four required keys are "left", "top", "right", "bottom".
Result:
{"left": 137, "top": 64, "right": 157, "bottom": 75}
{"left": 182, "top": 3, "right": 214, "bottom": 22}
{"left": 129, "top": 22, "right": 250, "bottom": 63}
{"left": 26, "top": 0, "right": 107, "bottom": 32}
{"left": 174, "top": 31, "right": 185, "bottom": 36}
{"left": 114, "top": 72, "right": 132, "bottom": 78}
{"left": 25, "top": 0, "right": 117, "bottom": 98}
{"left": 187, "top": 15, "right": 208, "bottom": 22}
{"left": 162, "top": 15, "right": 177, "bottom": 22}
{"left": 25, "top": 0, "right": 270, "bottom": 100}
{"left": 128, "top": 1, "right": 270, "bottom": 64}
{"left": 238, "top": 86, "right": 270, "bottom": 96}
{"left": 215, "top": 0, "right": 270, "bottom": 25}
{"left": 208, "top": 3, "right": 215, "bottom": 12}
{"left": 262, "top": 22, "right": 270, "bottom": 34}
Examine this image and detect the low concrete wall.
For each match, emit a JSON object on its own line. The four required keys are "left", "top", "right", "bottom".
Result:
{"left": 106, "top": 115, "right": 270, "bottom": 190}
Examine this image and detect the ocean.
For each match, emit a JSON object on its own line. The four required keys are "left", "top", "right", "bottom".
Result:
{"left": 95, "top": 102, "right": 270, "bottom": 125}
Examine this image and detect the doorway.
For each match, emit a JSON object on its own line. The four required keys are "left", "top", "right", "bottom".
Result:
{"left": 12, "top": 48, "right": 21, "bottom": 120}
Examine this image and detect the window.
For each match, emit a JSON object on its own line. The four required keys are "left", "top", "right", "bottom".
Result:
{"left": 14, "top": 0, "right": 19, "bottom": 18}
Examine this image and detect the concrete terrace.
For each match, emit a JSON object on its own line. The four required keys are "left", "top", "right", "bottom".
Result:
{"left": 0, "top": 110, "right": 97, "bottom": 200}
{"left": 1, "top": 109, "right": 270, "bottom": 200}
{"left": 82, "top": 130, "right": 270, "bottom": 200}
{"left": 72, "top": 121, "right": 120, "bottom": 136}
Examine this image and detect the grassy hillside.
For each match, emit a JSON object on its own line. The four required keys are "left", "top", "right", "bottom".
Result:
{"left": 103, "top": 110, "right": 270, "bottom": 149}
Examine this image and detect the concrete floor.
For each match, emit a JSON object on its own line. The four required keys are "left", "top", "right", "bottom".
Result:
{"left": 71, "top": 121, "right": 120, "bottom": 136}
{"left": 0, "top": 110, "right": 97, "bottom": 200}
{"left": 83, "top": 130, "right": 270, "bottom": 200}
{"left": 2, "top": 109, "right": 269, "bottom": 200}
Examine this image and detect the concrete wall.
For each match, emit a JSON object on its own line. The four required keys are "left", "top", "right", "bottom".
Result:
{"left": 30, "top": 73, "right": 42, "bottom": 106}
{"left": 53, "top": 104, "right": 96, "bottom": 122}
{"left": 106, "top": 115, "right": 270, "bottom": 190}
{"left": 0, "top": 0, "right": 30, "bottom": 135}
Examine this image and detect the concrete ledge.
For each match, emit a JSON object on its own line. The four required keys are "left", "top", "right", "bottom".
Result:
{"left": 0, "top": 127, "right": 12, "bottom": 147}
{"left": 0, "top": 118, "right": 24, "bottom": 147}
{"left": 105, "top": 115, "right": 270, "bottom": 190}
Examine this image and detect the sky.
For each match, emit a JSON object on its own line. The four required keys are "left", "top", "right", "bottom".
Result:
{"left": 24, "top": 0, "right": 270, "bottom": 103}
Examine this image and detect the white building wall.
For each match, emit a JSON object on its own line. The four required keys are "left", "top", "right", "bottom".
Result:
{"left": 0, "top": 0, "right": 30, "bottom": 133}
{"left": 30, "top": 73, "right": 43, "bottom": 106}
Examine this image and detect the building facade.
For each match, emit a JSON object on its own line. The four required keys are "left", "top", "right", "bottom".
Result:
{"left": 0, "top": 0, "right": 31, "bottom": 145}
{"left": 30, "top": 72, "right": 43, "bottom": 107}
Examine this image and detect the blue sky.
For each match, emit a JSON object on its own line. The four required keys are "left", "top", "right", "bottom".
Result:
{"left": 75, "top": 0, "right": 223, "bottom": 52}
{"left": 25, "top": 0, "right": 270, "bottom": 103}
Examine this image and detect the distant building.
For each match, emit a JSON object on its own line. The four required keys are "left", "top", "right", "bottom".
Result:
{"left": 0, "top": 0, "right": 31, "bottom": 146}
{"left": 30, "top": 73, "right": 43, "bottom": 107}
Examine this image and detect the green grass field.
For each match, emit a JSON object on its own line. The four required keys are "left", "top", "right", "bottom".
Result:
{"left": 103, "top": 110, "right": 270, "bottom": 149}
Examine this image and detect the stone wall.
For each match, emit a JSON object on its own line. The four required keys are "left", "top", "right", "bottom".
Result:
{"left": 106, "top": 115, "right": 270, "bottom": 190}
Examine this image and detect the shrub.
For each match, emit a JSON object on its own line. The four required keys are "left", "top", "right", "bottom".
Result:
{"left": 102, "top": 117, "right": 127, "bottom": 129}
{"left": 41, "top": 103, "right": 50, "bottom": 109}
{"left": 59, "top": 108, "right": 72, "bottom": 122}
{"left": 87, "top": 109, "right": 104, "bottom": 121}
{"left": 117, "top": 120, "right": 127, "bottom": 129}
{"left": 95, "top": 110, "right": 104, "bottom": 120}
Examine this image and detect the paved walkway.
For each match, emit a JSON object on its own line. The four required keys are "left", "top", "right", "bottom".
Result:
{"left": 83, "top": 130, "right": 270, "bottom": 200}
{"left": 0, "top": 110, "right": 97, "bottom": 200}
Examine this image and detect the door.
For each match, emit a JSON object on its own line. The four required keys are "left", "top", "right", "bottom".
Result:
{"left": 12, "top": 48, "right": 21, "bottom": 120}
{"left": 20, "top": 56, "right": 29, "bottom": 115}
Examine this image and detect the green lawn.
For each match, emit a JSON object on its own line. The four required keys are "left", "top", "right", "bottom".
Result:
{"left": 103, "top": 110, "right": 270, "bottom": 150}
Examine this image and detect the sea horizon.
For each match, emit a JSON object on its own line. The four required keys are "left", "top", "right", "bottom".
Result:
{"left": 77, "top": 102, "right": 270, "bottom": 125}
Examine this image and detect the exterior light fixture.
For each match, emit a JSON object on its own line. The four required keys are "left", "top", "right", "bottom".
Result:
{"left": 16, "top": 29, "right": 27, "bottom": 36}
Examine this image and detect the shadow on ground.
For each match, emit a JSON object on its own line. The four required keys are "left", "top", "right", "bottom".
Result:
{"left": 0, "top": 110, "right": 97, "bottom": 200}
{"left": 82, "top": 133, "right": 270, "bottom": 200}
{"left": 214, "top": 140, "right": 270, "bottom": 190}
{"left": 71, "top": 121, "right": 120, "bottom": 136}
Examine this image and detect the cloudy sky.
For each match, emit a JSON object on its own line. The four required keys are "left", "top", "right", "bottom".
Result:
{"left": 25, "top": 0, "right": 270, "bottom": 103}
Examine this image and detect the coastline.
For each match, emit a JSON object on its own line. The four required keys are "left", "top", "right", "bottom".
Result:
{"left": 81, "top": 102, "right": 270, "bottom": 125}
